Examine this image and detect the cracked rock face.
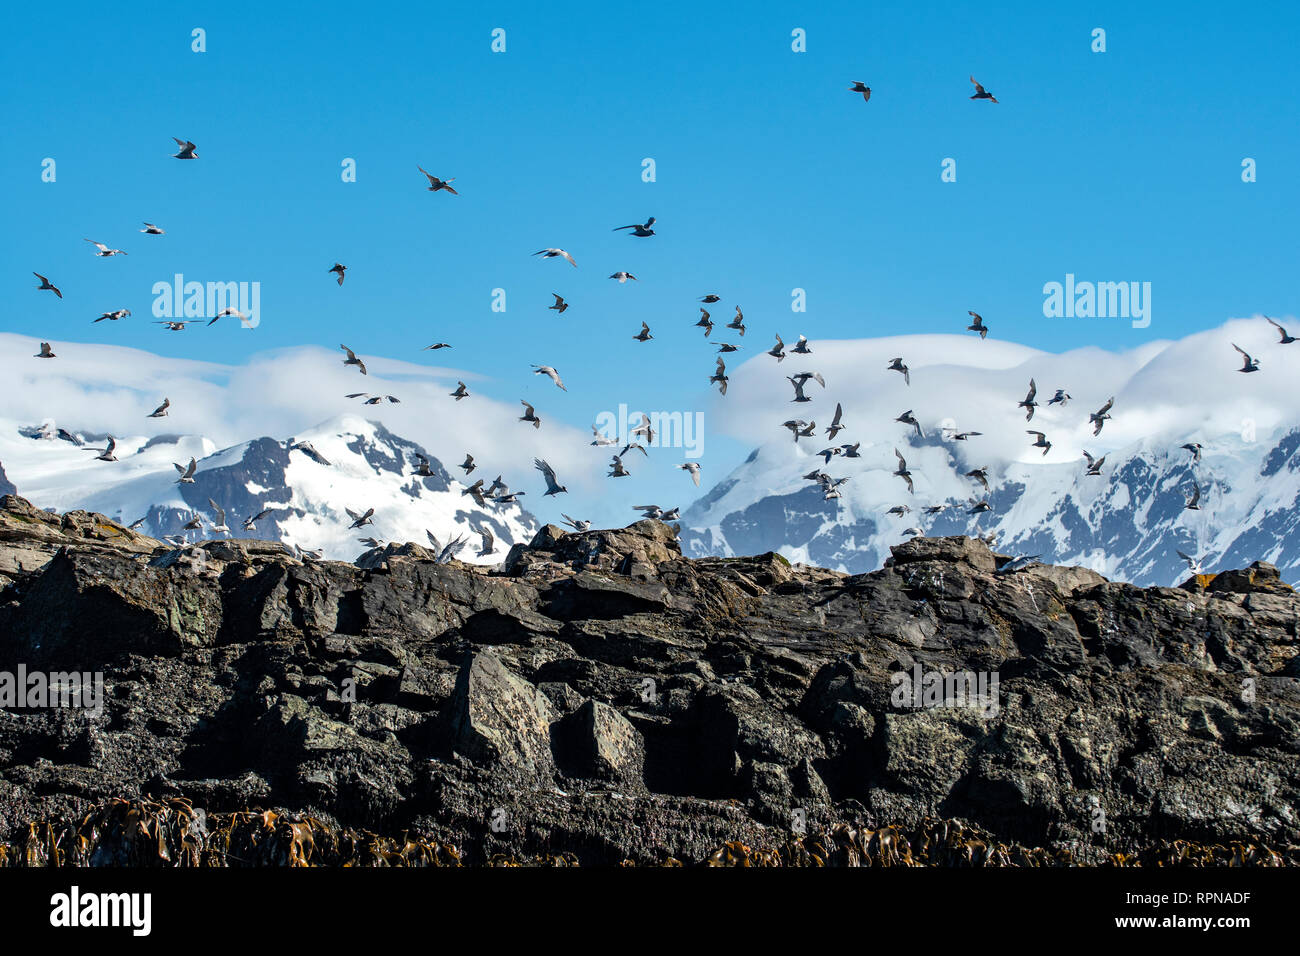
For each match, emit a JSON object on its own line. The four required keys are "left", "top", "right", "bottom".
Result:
{"left": 0, "top": 496, "right": 1296, "bottom": 864}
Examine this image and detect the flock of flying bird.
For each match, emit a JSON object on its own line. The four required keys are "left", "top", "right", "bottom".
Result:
{"left": 26, "top": 108, "right": 1292, "bottom": 567}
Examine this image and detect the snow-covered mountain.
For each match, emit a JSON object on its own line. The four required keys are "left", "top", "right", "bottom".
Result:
{"left": 0, "top": 414, "right": 537, "bottom": 563}
{"left": 682, "top": 317, "right": 1300, "bottom": 588}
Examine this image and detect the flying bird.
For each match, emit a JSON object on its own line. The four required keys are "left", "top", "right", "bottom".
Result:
{"left": 1027, "top": 430, "right": 1052, "bottom": 456}
{"left": 678, "top": 462, "right": 702, "bottom": 487}
{"left": 244, "top": 508, "right": 273, "bottom": 531}
{"left": 696, "top": 309, "right": 714, "bottom": 337}
{"left": 532, "top": 365, "right": 567, "bottom": 390}
{"left": 727, "top": 307, "right": 745, "bottom": 336}
{"left": 1019, "top": 379, "right": 1039, "bottom": 421}
{"left": 791, "top": 335, "right": 812, "bottom": 354}
{"left": 700, "top": 294, "right": 721, "bottom": 304}
{"left": 340, "top": 344, "right": 367, "bottom": 374}
{"left": 461, "top": 454, "right": 475, "bottom": 474}
{"left": 94, "top": 309, "right": 131, "bottom": 323}
{"left": 848, "top": 81, "right": 872, "bottom": 102}
{"left": 1182, "top": 442, "right": 1203, "bottom": 463}
{"left": 893, "top": 448, "right": 914, "bottom": 494}
{"left": 1185, "top": 483, "right": 1201, "bottom": 510}
{"left": 610, "top": 271, "right": 638, "bottom": 283}
{"left": 424, "top": 342, "right": 452, "bottom": 350}
{"left": 896, "top": 410, "right": 923, "bottom": 438}
{"left": 549, "top": 294, "right": 569, "bottom": 314}
{"left": 140, "top": 222, "right": 165, "bottom": 235}
{"left": 1082, "top": 450, "right": 1106, "bottom": 476}
{"left": 788, "top": 371, "right": 825, "bottom": 402}
{"left": 329, "top": 263, "right": 347, "bottom": 285}
{"left": 1266, "top": 316, "right": 1296, "bottom": 344}
{"left": 1089, "top": 398, "right": 1114, "bottom": 436}
{"left": 614, "top": 217, "right": 655, "bottom": 237}
{"left": 84, "top": 239, "right": 127, "bottom": 257}
{"left": 966, "top": 467, "right": 989, "bottom": 491}
{"left": 412, "top": 453, "right": 435, "bottom": 477}
{"left": 519, "top": 400, "right": 541, "bottom": 428}
{"left": 969, "top": 77, "right": 998, "bottom": 103}
{"left": 1176, "top": 550, "right": 1205, "bottom": 574}
{"left": 887, "top": 357, "right": 910, "bottom": 386}
{"left": 716, "top": 342, "right": 739, "bottom": 353}
{"left": 417, "top": 166, "right": 458, "bottom": 194}
{"left": 450, "top": 381, "right": 469, "bottom": 400}
{"left": 289, "top": 440, "right": 331, "bottom": 465}
{"left": 346, "top": 507, "right": 375, "bottom": 529}
{"left": 590, "top": 425, "right": 619, "bottom": 447}
{"left": 34, "top": 273, "right": 62, "bottom": 298}
{"left": 633, "top": 322, "right": 653, "bottom": 342}
{"left": 630, "top": 413, "right": 656, "bottom": 445}
{"left": 148, "top": 398, "right": 171, "bottom": 418}
{"left": 535, "top": 458, "right": 568, "bottom": 496}
{"left": 174, "top": 458, "right": 197, "bottom": 483}
{"left": 476, "top": 527, "right": 496, "bottom": 557}
{"left": 534, "top": 248, "right": 577, "bottom": 267}
{"left": 208, "top": 500, "right": 230, "bottom": 535}
{"left": 1232, "top": 343, "right": 1260, "bottom": 373}
{"left": 608, "top": 455, "right": 631, "bottom": 478}
{"left": 94, "top": 436, "right": 117, "bottom": 461}
{"left": 171, "top": 138, "right": 198, "bottom": 159}
{"left": 711, "top": 358, "right": 729, "bottom": 395}
{"left": 825, "top": 403, "right": 846, "bottom": 440}
{"left": 561, "top": 514, "right": 591, "bottom": 532}
{"left": 35, "top": 342, "right": 56, "bottom": 359}
{"left": 768, "top": 334, "right": 786, "bottom": 362}
{"left": 208, "top": 307, "right": 246, "bottom": 326}
{"left": 1047, "top": 389, "right": 1072, "bottom": 406}
{"left": 966, "top": 311, "right": 989, "bottom": 338}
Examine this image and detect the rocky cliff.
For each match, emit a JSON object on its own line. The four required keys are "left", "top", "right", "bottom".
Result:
{"left": 0, "top": 493, "right": 1296, "bottom": 866}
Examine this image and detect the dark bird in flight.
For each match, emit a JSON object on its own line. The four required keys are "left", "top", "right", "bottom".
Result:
{"left": 966, "top": 467, "right": 989, "bottom": 491}
{"left": 329, "top": 263, "right": 347, "bottom": 285}
{"left": 172, "top": 137, "right": 199, "bottom": 159}
{"left": 35, "top": 341, "right": 56, "bottom": 358}
{"left": 697, "top": 309, "right": 714, "bottom": 337}
{"left": 148, "top": 398, "right": 170, "bottom": 418}
{"left": 969, "top": 77, "right": 998, "bottom": 103}
{"left": 1027, "top": 430, "right": 1052, "bottom": 456}
{"left": 417, "top": 166, "right": 458, "bottom": 194}
{"left": 848, "top": 81, "right": 872, "bottom": 102}
{"left": 610, "top": 271, "right": 637, "bottom": 283}
{"left": 896, "top": 410, "right": 923, "bottom": 438}
{"left": 887, "top": 357, "right": 910, "bottom": 385}
{"left": 1266, "top": 316, "right": 1296, "bottom": 344}
{"left": 710, "top": 357, "right": 728, "bottom": 395}
{"left": 141, "top": 222, "right": 165, "bottom": 235}
{"left": 1019, "top": 379, "right": 1039, "bottom": 421}
{"left": 1233, "top": 343, "right": 1260, "bottom": 373}
{"left": 346, "top": 507, "right": 375, "bottom": 529}
{"left": 614, "top": 217, "right": 655, "bottom": 237}
{"left": 893, "top": 448, "right": 914, "bottom": 494}
{"left": 1090, "top": 398, "right": 1114, "bottom": 436}
{"left": 34, "top": 273, "right": 62, "bottom": 297}
{"left": 549, "top": 294, "right": 569, "bottom": 314}
{"left": 1182, "top": 442, "right": 1203, "bottom": 462}
{"left": 1185, "top": 483, "right": 1201, "bottom": 510}
{"left": 633, "top": 322, "right": 653, "bottom": 342}
{"left": 340, "top": 344, "right": 367, "bottom": 375}
{"left": 700, "top": 294, "right": 721, "bottom": 304}
{"left": 1047, "top": 388, "right": 1072, "bottom": 406}
{"left": 450, "top": 381, "right": 469, "bottom": 400}
{"left": 966, "top": 311, "right": 989, "bottom": 338}
{"left": 1082, "top": 450, "right": 1106, "bottom": 476}
{"left": 519, "top": 400, "right": 542, "bottom": 428}
{"left": 535, "top": 458, "right": 568, "bottom": 496}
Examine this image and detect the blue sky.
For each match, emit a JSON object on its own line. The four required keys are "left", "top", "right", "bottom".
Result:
{"left": 2, "top": 0, "right": 1298, "bottom": 522}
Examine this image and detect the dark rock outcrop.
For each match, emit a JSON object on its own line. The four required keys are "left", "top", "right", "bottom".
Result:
{"left": 0, "top": 497, "right": 1296, "bottom": 865}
